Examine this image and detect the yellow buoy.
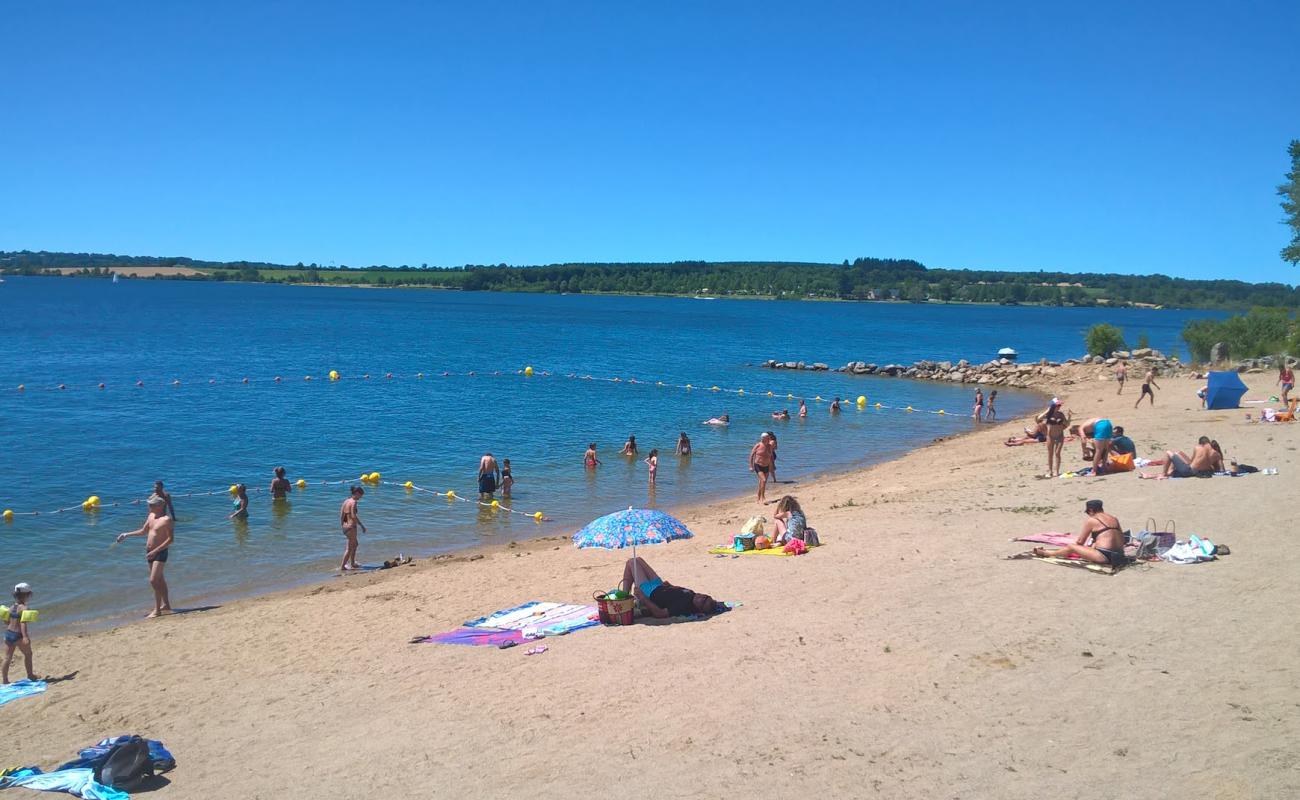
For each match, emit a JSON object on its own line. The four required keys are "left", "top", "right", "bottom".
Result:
{"left": 856, "top": 395, "right": 867, "bottom": 405}
{"left": 524, "top": 365, "right": 535, "bottom": 377}
{"left": 446, "top": 490, "right": 456, "bottom": 499}
{"left": 88, "top": 495, "right": 100, "bottom": 507}
{"left": 906, "top": 406, "right": 914, "bottom": 412}
{"left": 2, "top": 509, "right": 13, "bottom": 522}
{"left": 685, "top": 384, "right": 693, "bottom": 389}
{"left": 403, "top": 481, "right": 414, "bottom": 490}
{"left": 81, "top": 500, "right": 91, "bottom": 511}
{"left": 875, "top": 402, "right": 882, "bottom": 408}
{"left": 329, "top": 370, "right": 340, "bottom": 381}
{"left": 368, "top": 472, "right": 381, "bottom": 483}
{"left": 295, "top": 479, "right": 307, "bottom": 489}
{"left": 938, "top": 409, "right": 946, "bottom": 415}
{"left": 490, "top": 499, "right": 500, "bottom": 509}
{"left": 766, "top": 391, "right": 774, "bottom": 397}
{"left": 230, "top": 484, "right": 240, "bottom": 495}
{"left": 533, "top": 511, "right": 544, "bottom": 521}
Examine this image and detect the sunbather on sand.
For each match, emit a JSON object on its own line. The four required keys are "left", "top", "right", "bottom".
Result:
{"left": 1032, "top": 499, "right": 1127, "bottom": 568}
{"left": 1005, "top": 421, "right": 1048, "bottom": 446}
{"left": 1140, "top": 436, "right": 1219, "bottom": 479}
{"left": 618, "top": 557, "right": 723, "bottom": 619}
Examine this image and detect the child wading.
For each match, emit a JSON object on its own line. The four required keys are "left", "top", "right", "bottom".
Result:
{"left": 2, "top": 582, "right": 37, "bottom": 684}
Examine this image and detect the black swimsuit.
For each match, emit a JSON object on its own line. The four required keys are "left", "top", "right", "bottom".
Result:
{"left": 1092, "top": 523, "right": 1126, "bottom": 567}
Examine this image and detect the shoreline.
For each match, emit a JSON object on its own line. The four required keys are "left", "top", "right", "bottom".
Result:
{"left": 13, "top": 372, "right": 1298, "bottom": 798}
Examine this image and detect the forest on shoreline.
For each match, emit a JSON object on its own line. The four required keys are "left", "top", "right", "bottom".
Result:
{"left": 2, "top": 250, "right": 1296, "bottom": 311}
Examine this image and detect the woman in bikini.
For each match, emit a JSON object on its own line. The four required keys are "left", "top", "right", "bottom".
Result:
{"left": 973, "top": 388, "right": 984, "bottom": 420}
{"left": 620, "top": 435, "right": 638, "bottom": 456}
{"left": 1037, "top": 399, "right": 1071, "bottom": 477}
{"left": 675, "top": 432, "right": 691, "bottom": 456}
{"left": 583, "top": 443, "right": 601, "bottom": 469}
{"left": 1033, "top": 499, "right": 1127, "bottom": 568}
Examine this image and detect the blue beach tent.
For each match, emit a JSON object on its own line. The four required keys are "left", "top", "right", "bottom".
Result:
{"left": 1205, "top": 371, "right": 1248, "bottom": 410}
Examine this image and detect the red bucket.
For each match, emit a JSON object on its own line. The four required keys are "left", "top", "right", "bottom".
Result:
{"left": 593, "top": 590, "right": 635, "bottom": 625}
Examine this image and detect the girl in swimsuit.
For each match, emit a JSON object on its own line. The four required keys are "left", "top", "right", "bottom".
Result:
{"left": 620, "top": 435, "right": 638, "bottom": 456}
{"left": 675, "top": 433, "right": 691, "bottom": 456}
{"left": 645, "top": 449, "right": 658, "bottom": 488}
{"left": 500, "top": 459, "right": 513, "bottom": 498}
{"left": 2, "top": 583, "right": 37, "bottom": 684}
{"left": 228, "top": 484, "right": 249, "bottom": 520}
{"left": 584, "top": 444, "right": 600, "bottom": 469}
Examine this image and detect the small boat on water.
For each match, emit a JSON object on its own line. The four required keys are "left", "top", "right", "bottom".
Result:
{"left": 997, "top": 347, "right": 1018, "bottom": 361}
{"left": 112, "top": 272, "right": 120, "bottom": 284}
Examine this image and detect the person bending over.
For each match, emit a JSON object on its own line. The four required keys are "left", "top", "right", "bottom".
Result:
{"left": 1033, "top": 499, "right": 1127, "bottom": 569}
{"left": 618, "top": 557, "right": 722, "bottom": 619}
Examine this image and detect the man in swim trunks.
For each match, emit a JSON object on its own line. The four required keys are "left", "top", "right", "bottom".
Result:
{"left": 116, "top": 494, "right": 174, "bottom": 618}
{"left": 1032, "top": 499, "right": 1127, "bottom": 568}
{"left": 1134, "top": 368, "right": 1160, "bottom": 408}
{"left": 478, "top": 452, "right": 501, "bottom": 500}
{"left": 1150, "top": 437, "right": 1217, "bottom": 479}
{"left": 1115, "top": 361, "right": 1127, "bottom": 395}
{"left": 339, "top": 486, "right": 366, "bottom": 571}
{"left": 618, "top": 557, "right": 722, "bottom": 619}
{"left": 1071, "top": 418, "right": 1113, "bottom": 475}
{"left": 749, "top": 433, "right": 774, "bottom": 503}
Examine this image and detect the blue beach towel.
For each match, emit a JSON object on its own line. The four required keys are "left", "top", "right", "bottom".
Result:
{"left": 0, "top": 768, "right": 126, "bottom": 800}
{"left": 0, "top": 679, "right": 46, "bottom": 708}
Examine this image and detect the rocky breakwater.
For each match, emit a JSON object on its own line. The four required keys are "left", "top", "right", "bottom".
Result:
{"left": 762, "top": 348, "right": 1192, "bottom": 391}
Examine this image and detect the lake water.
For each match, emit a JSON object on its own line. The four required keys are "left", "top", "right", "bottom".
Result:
{"left": 0, "top": 277, "right": 1221, "bottom": 630}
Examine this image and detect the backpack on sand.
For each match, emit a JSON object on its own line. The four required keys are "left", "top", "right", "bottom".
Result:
{"left": 95, "top": 736, "right": 154, "bottom": 790}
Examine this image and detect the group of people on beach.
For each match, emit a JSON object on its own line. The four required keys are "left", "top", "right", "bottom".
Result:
{"left": 972, "top": 388, "right": 998, "bottom": 421}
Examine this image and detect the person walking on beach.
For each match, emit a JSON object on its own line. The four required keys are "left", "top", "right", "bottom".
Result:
{"left": 645, "top": 449, "right": 659, "bottom": 488}
{"left": 339, "top": 486, "right": 366, "bottom": 571}
{"left": 1115, "top": 361, "right": 1128, "bottom": 395}
{"left": 500, "top": 459, "right": 514, "bottom": 498}
{"left": 152, "top": 480, "right": 176, "bottom": 520}
{"left": 973, "top": 388, "right": 984, "bottom": 420}
{"left": 986, "top": 390, "right": 998, "bottom": 421}
{"left": 2, "top": 582, "right": 37, "bottom": 684}
{"left": 270, "top": 466, "right": 292, "bottom": 500}
{"left": 1280, "top": 364, "right": 1295, "bottom": 407}
{"left": 584, "top": 443, "right": 601, "bottom": 469}
{"left": 1134, "top": 368, "right": 1160, "bottom": 408}
{"left": 478, "top": 453, "right": 501, "bottom": 500}
{"left": 749, "top": 433, "right": 774, "bottom": 503}
{"left": 799, "top": 399, "right": 807, "bottom": 418}
{"left": 620, "top": 435, "right": 638, "bottom": 456}
{"left": 116, "top": 494, "right": 174, "bottom": 618}
{"left": 765, "top": 430, "right": 779, "bottom": 482}
{"left": 228, "top": 484, "right": 249, "bottom": 520}
{"left": 675, "top": 433, "right": 692, "bottom": 456}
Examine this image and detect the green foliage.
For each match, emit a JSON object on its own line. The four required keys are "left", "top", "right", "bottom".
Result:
{"left": 1182, "top": 308, "right": 1296, "bottom": 362}
{"left": 1085, "top": 323, "right": 1126, "bottom": 356}
{"left": 1280, "top": 139, "right": 1300, "bottom": 265}
{"left": 1137, "top": 331, "right": 1150, "bottom": 349}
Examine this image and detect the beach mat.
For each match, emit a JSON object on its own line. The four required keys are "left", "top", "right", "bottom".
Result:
{"left": 0, "top": 679, "right": 47, "bottom": 708}
{"left": 414, "top": 627, "right": 530, "bottom": 647}
{"left": 464, "top": 601, "right": 600, "bottom": 636}
{"left": 1033, "top": 555, "right": 1117, "bottom": 575}
{"left": 1013, "top": 532, "right": 1076, "bottom": 547}
{"left": 708, "top": 545, "right": 818, "bottom": 557}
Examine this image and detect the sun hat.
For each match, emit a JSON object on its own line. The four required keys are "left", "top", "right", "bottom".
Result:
{"left": 13, "top": 582, "right": 32, "bottom": 595}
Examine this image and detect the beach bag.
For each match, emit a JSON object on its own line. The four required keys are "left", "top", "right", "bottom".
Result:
{"left": 1136, "top": 519, "right": 1176, "bottom": 558}
{"left": 593, "top": 590, "right": 634, "bottom": 626}
{"left": 801, "top": 527, "right": 821, "bottom": 547}
{"left": 733, "top": 534, "right": 756, "bottom": 552}
{"left": 1107, "top": 452, "right": 1135, "bottom": 472}
{"left": 95, "top": 736, "right": 153, "bottom": 791}
{"left": 739, "top": 516, "right": 766, "bottom": 536}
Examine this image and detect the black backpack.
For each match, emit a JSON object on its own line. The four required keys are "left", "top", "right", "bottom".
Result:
{"left": 95, "top": 737, "right": 154, "bottom": 790}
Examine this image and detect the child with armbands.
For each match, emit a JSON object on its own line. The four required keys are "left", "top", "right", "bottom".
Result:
{"left": 2, "top": 582, "right": 38, "bottom": 684}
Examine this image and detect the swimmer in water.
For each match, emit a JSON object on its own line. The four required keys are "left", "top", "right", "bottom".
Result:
{"left": 772, "top": 409, "right": 790, "bottom": 420}
{"left": 584, "top": 443, "right": 601, "bottom": 469}
{"left": 620, "top": 435, "right": 638, "bottom": 456}
{"left": 500, "top": 459, "right": 513, "bottom": 498}
{"left": 645, "top": 449, "right": 658, "bottom": 488}
{"left": 270, "top": 466, "right": 292, "bottom": 500}
{"left": 799, "top": 399, "right": 808, "bottom": 418}
{"left": 704, "top": 414, "right": 730, "bottom": 426}
{"left": 228, "top": 484, "right": 249, "bottom": 519}
{"left": 675, "top": 432, "right": 692, "bottom": 456}
{"left": 830, "top": 397, "right": 841, "bottom": 413}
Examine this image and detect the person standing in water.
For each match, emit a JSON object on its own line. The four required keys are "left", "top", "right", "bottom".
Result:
{"left": 749, "top": 433, "right": 774, "bottom": 503}
{"left": 985, "top": 390, "right": 998, "bottom": 421}
{"left": 270, "top": 466, "right": 292, "bottom": 500}
{"left": 1134, "top": 368, "right": 1160, "bottom": 408}
{"left": 500, "top": 459, "right": 514, "bottom": 498}
{"left": 645, "top": 449, "right": 659, "bottom": 488}
{"left": 228, "top": 484, "right": 249, "bottom": 520}
{"left": 675, "top": 432, "right": 692, "bottom": 456}
{"left": 798, "top": 399, "right": 807, "bottom": 418}
{"left": 152, "top": 480, "right": 176, "bottom": 520}
{"left": 584, "top": 443, "right": 601, "bottom": 469}
{"left": 830, "top": 397, "right": 841, "bottom": 414}
{"left": 477, "top": 452, "right": 501, "bottom": 500}
{"left": 338, "top": 486, "right": 366, "bottom": 571}
{"left": 973, "top": 388, "right": 984, "bottom": 420}
{"left": 116, "top": 494, "right": 174, "bottom": 618}
{"left": 620, "top": 435, "right": 638, "bottom": 456}
{"left": 1115, "top": 361, "right": 1128, "bottom": 395}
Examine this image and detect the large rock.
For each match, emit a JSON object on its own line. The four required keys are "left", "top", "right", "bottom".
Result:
{"left": 1114, "top": 350, "right": 1131, "bottom": 359}
{"left": 1131, "top": 348, "right": 1153, "bottom": 358}
{"left": 812, "top": 362, "right": 828, "bottom": 371}
{"left": 1210, "top": 342, "right": 1229, "bottom": 364}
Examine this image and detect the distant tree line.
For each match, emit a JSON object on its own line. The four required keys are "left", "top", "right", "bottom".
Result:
{"left": 3, "top": 250, "right": 1297, "bottom": 311}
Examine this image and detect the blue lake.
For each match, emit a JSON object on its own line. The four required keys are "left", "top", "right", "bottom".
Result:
{"left": 0, "top": 276, "right": 1222, "bottom": 629}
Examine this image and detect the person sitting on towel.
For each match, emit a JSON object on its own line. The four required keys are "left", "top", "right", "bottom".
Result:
{"left": 618, "top": 557, "right": 722, "bottom": 619}
{"left": 1032, "top": 499, "right": 1127, "bottom": 568}
{"left": 1109, "top": 426, "right": 1136, "bottom": 456}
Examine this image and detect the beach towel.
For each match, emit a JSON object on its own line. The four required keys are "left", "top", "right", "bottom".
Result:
{"left": 1033, "top": 556, "right": 1118, "bottom": 575}
{"left": 464, "top": 602, "right": 599, "bottom": 635}
{"left": 57, "top": 736, "right": 175, "bottom": 775}
{"left": 1012, "top": 533, "right": 1076, "bottom": 547}
{"left": 708, "top": 544, "right": 819, "bottom": 557}
{"left": 0, "top": 768, "right": 126, "bottom": 800}
{"left": 415, "top": 627, "right": 531, "bottom": 647}
{"left": 0, "top": 679, "right": 46, "bottom": 708}
{"left": 639, "top": 601, "right": 740, "bottom": 625}
{"left": 464, "top": 601, "right": 557, "bottom": 629}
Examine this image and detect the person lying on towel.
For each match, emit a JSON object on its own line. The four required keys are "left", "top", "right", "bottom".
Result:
{"left": 1032, "top": 499, "right": 1128, "bottom": 569}
{"left": 619, "top": 557, "right": 723, "bottom": 619}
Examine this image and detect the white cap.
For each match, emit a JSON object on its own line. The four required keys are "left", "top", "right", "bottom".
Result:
{"left": 1051, "top": 397, "right": 1060, "bottom": 405}
{"left": 13, "top": 582, "right": 32, "bottom": 595}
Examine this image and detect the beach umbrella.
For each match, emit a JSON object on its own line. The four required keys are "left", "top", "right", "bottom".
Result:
{"left": 572, "top": 507, "right": 694, "bottom": 564}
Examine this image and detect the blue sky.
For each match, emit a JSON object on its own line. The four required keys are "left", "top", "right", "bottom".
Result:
{"left": 2, "top": 1, "right": 1297, "bottom": 282}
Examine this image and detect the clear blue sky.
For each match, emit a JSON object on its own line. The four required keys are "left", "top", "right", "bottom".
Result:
{"left": 3, "top": 1, "right": 1297, "bottom": 282}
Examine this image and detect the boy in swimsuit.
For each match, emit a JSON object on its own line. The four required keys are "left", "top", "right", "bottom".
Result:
{"left": 583, "top": 444, "right": 601, "bottom": 469}
{"left": 1134, "top": 368, "right": 1160, "bottom": 408}
{"left": 116, "top": 494, "right": 175, "bottom": 617}
{"left": 2, "top": 582, "right": 36, "bottom": 684}
{"left": 1032, "top": 499, "right": 1127, "bottom": 568}
{"left": 338, "top": 486, "right": 366, "bottom": 571}
{"left": 270, "top": 466, "right": 292, "bottom": 500}
{"left": 500, "top": 459, "right": 514, "bottom": 498}
{"left": 749, "top": 434, "right": 774, "bottom": 503}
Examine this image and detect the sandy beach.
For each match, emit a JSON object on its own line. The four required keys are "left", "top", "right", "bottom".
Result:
{"left": 9, "top": 370, "right": 1298, "bottom": 799}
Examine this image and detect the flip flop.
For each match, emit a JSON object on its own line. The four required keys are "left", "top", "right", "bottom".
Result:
{"left": 524, "top": 645, "right": 547, "bottom": 656}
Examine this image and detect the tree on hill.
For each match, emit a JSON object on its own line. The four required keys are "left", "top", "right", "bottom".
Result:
{"left": 1280, "top": 139, "right": 1300, "bottom": 265}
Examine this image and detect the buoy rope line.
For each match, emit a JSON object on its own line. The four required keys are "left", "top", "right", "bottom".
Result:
{"left": 4, "top": 367, "right": 967, "bottom": 417}
{"left": 1, "top": 475, "right": 546, "bottom": 524}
